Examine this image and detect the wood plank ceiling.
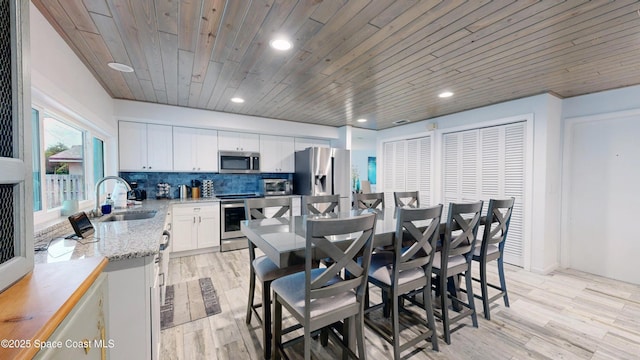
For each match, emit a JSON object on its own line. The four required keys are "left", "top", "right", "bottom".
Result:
{"left": 32, "top": 0, "right": 640, "bottom": 130}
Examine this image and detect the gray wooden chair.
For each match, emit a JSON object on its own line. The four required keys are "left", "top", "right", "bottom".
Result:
{"left": 271, "top": 213, "right": 377, "bottom": 360}
{"left": 365, "top": 205, "right": 443, "bottom": 358}
{"left": 472, "top": 197, "right": 515, "bottom": 320}
{"left": 353, "top": 192, "right": 385, "bottom": 210}
{"left": 244, "top": 197, "right": 304, "bottom": 359}
{"left": 432, "top": 201, "right": 483, "bottom": 344}
{"left": 394, "top": 191, "right": 420, "bottom": 208}
{"left": 301, "top": 194, "right": 340, "bottom": 215}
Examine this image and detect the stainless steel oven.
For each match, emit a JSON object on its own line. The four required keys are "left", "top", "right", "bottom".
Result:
{"left": 219, "top": 194, "right": 263, "bottom": 251}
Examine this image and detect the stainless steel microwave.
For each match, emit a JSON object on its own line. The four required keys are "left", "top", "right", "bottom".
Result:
{"left": 219, "top": 151, "right": 260, "bottom": 173}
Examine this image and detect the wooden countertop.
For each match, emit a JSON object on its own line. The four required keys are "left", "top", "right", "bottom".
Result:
{"left": 0, "top": 257, "right": 108, "bottom": 360}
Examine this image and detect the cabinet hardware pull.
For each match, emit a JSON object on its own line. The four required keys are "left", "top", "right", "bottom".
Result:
{"left": 199, "top": 216, "right": 202, "bottom": 223}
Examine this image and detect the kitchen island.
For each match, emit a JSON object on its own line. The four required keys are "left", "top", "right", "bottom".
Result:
{"left": 34, "top": 199, "right": 172, "bottom": 360}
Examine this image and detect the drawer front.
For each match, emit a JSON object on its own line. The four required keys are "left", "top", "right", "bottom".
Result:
{"left": 172, "top": 203, "right": 218, "bottom": 216}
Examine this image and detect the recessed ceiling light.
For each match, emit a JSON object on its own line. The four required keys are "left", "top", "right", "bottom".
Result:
{"left": 230, "top": 97, "right": 245, "bottom": 103}
{"left": 107, "top": 62, "right": 134, "bottom": 72}
{"left": 356, "top": 118, "right": 367, "bottom": 123}
{"left": 438, "top": 91, "right": 454, "bottom": 98}
{"left": 270, "top": 38, "right": 292, "bottom": 51}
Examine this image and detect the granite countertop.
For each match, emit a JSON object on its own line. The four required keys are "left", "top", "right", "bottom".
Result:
{"left": 34, "top": 198, "right": 223, "bottom": 264}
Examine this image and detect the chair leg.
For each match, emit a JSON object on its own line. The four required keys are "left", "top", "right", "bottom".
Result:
{"left": 465, "top": 268, "right": 478, "bottom": 328}
{"left": 263, "top": 281, "right": 272, "bottom": 359}
{"left": 246, "top": 267, "right": 256, "bottom": 324}
{"left": 342, "top": 317, "right": 350, "bottom": 360}
{"left": 479, "top": 259, "right": 491, "bottom": 320}
{"left": 440, "top": 273, "right": 451, "bottom": 344}
{"left": 382, "top": 289, "right": 391, "bottom": 318}
{"left": 497, "top": 257, "right": 510, "bottom": 307}
{"left": 320, "top": 328, "right": 329, "bottom": 346}
{"left": 356, "top": 313, "right": 366, "bottom": 360}
{"left": 305, "top": 326, "right": 312, "bottom": 360}
{"left": 273, "top": 295, "right": 282, "bottom": 360}
{"left": 423, "top": 286, "right": 439, "bottom": 351}
{"left": 392, "top": 289, "right": 400, "bottom": 360}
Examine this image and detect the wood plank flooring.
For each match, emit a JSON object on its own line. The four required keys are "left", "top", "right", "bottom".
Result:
{"left": 160, "top": 250, "right": 640, "bottom": 359}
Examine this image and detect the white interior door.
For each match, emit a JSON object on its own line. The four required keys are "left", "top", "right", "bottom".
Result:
{"left": 565, "top": 115, "right": 640, "bottom": 284}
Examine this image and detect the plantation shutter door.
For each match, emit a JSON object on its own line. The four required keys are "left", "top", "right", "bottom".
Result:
{"left": 442, "top": 132, "right": 461, "bottom": 220}
{"left": 383, "top": 141, "right": 395, "bottom": 206}
{"left": 406, "top": 139, "right": 419, "bottom": 193}
{"left": 418, "top": 137, "right": 431, "bottom": 206}
{"left": 502, "top": 122, "right": 526, "bottom": 266}
{"left": 442, "top": 122, "right": 526, "bottom": 266}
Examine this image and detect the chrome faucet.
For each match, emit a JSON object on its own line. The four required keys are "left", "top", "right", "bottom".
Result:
{"left": 93, "top": 176, "right": 132, "bottom": 216}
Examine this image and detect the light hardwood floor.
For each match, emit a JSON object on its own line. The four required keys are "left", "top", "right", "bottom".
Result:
{"left": 160, "top": 250, "right": 640, "bottom": 359}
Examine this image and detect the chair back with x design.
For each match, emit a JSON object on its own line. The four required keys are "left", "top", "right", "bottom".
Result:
{"left": 394, "top": 191, "right": 420, "bottom": 208}
{"left": 394, "top": 205, "right": 442, "bottom": 277}
{"left": 245, "top": 197, "right": 293, "bottom": 260}
{"left": 481, "top": 198, "right": 515, "bottom": 252}
{"left": 353, "top": 192, "right": 385, "bottom": 210}
{"left": 443, "top": 201, "right": 483, "bottom": 260}
{"left": 301, "top": 194, "right": 340, "bottom": 215}
{"left": 306, "top": 213, "right": 376, "bottom": 307}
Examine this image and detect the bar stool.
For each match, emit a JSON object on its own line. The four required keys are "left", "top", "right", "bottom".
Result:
{"left": 271, "top": 213, "right": 377, "bottom": 359}
{"left": 244, "top": 197, "right": 304, "bottom": 359}
{"left": 472, "top": 197, "right": 515, "bottom": 320}
{"left": 365, "top": 205, "right": 443, "bottom": 359}
{"left": 432, "top": 201, "right": 483, "bottom": 344}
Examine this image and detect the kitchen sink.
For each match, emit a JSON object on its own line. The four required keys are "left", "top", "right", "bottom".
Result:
{"left": 101, "top": 210, "right": 157, "bottom": 222}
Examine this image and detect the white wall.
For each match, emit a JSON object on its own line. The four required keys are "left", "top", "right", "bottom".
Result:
{"left": 30, "top": 3, "right": 117, "bottom": 174}
{"left": 351, "top": 128, "right": 377, "bottom": 191}
{"left": 377, "top": 93, "right": 564, "bottom": 273}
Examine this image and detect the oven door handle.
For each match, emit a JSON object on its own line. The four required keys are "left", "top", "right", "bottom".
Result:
{"left": 221, "top": 203, "right": 244, "bottom": 208}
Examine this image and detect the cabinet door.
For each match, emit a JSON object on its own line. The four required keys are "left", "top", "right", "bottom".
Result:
{"left": 173, "top": 127, "right": 197, "bottom": 171}
{"left": 195, "top": 129, "right": 218, "bottom": 171}
{"left": 147, "top": 124, "right": 173, "bottom": 171}
{"left": 261, "top": 135, "right": 294, "bottom": 173}
{"left": 260, "top": 135, "right": 281, "bottom": 172}
{"left": 280, "top": 136, "right": 295, "bottom": 172}
{"left": 34, "top": 274, "right": 108, "bottom": 360}
{"left": 196, "top": 205, "right": 220, "bottom": 248}
{"left": 218, "top": 131, "right": 259, "bottom": 152}
{"left": 172, "top": 213, "right": 197, "bottom": 252}
{"left": 119, "top": 121, "right": 147, "bottom": 171}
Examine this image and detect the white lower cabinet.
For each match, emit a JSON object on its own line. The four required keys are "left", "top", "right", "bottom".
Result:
{"left": 34, "top": 274, "right": 109, "bottom": 360}
{"left": 172, "top": 203, "right": 220, "bottom": 252}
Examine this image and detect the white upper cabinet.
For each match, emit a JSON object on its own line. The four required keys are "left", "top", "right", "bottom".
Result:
{"left": 294, "top": 137, "right": 331, "bottom": 151}
{"left": 119, "top": 121, "right": 173, "bottom": 171}
{"left": 218, "top": 131, "right": 260, "bottom": 152}
{"left": 173, "top": 127, "right": 218, "bottom": 172}
{"left": 260, "top": 135, "right": 295, "bottom": 173}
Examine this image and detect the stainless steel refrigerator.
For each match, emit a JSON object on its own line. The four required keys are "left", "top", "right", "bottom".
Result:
{"left": 294, "top": 147, "right": 351, "bottom": 211}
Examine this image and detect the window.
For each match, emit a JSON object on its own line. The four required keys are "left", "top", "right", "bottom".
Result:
{"left": 32, "top": 109, "right": 42, "bottom": 211}
{"left": 31, "top": 109, "right": 106, "bottom": 215}
{"left": 93, "top": 137, "right": 104, "bottom": 183}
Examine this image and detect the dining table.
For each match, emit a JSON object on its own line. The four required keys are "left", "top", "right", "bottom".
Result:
{"left": 241, "top": 207, "right": 410, "bottom": 268}
{"left": 241, "top": 206, "right": 483, "bottom": 357}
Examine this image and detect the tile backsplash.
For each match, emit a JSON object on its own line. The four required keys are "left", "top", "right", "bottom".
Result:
{"left": 119, "top": 172, "right": 293, "bottom": 199}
